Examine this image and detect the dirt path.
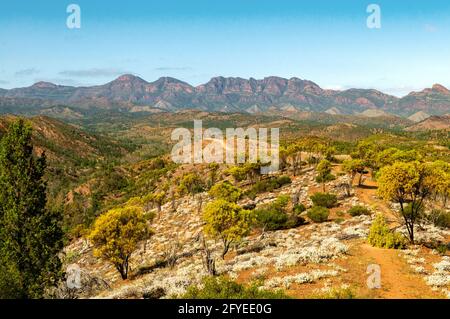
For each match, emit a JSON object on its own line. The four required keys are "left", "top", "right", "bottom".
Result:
{"left": 358, "top": 244, "right": 443, "bottom": 298}
{"left": 353, "top": 178, "right": 395, "bottom": 215}
{"left": 306, "top": 168, "right": 446, "bottom": 298}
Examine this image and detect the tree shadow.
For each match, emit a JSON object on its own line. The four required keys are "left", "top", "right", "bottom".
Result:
{"left": 356, "top": 184, "right": 378, "bottom": 190}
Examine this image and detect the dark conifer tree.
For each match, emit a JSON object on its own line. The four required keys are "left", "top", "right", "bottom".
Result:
{"left": 0, "top": 119, "right": 63, "bottom": 298}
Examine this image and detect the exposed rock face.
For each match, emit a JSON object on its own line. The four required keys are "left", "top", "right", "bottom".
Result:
{"left": 394, "top": 84, "right": 450, "bottom": 116}
{"left": 405, "top": 114, "right": 450, "bottom": 131}
{"left": 408, "top": 111, "right": 430, "bottom": 123}
{"left": 359, "top": 109, "right": 388, "bottom": 117}
{"left": 1, "top": 75, "right": 449, "bottom": 116}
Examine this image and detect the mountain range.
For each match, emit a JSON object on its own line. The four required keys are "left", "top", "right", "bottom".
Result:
{"left": 1, "top": 75, "right": 449, "bottom": 118}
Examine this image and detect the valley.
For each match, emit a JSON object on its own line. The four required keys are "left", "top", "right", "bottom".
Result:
{"left": 0, "top": 85, "right": 448, "bottom": 300}
{"left": 0, "top": 106, "right": 443, "bottom": 299}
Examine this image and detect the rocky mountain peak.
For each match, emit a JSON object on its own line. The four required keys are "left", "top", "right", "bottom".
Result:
{"left": 112, "top": 74, "right": 148, "bottom": 84}
{"left": 31, "top": 81, "right": 58, "bottom": 89}
{"left": 431, "top": 83, "right": 450, "bottom": 95}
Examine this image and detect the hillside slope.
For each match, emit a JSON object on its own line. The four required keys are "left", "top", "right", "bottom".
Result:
{"left": 405, "top": 114, "right": 450, "bottom": 131}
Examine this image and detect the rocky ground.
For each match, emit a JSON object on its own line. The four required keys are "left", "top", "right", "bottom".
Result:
{"left": 62, "top": 167, "right": 450, "bottom": 299}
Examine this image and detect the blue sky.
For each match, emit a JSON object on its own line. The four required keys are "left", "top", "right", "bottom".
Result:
{"left": 0, "top": 0, "right": 449, "bottom": 96}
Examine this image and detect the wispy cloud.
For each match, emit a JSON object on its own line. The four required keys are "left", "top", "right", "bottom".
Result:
{"left": 0, "top": 80, "right": 9, "bottom": 85}
{"left": 15, "top": 68, "right": 40, "bottom": 77}
{"left": 153, "top": 66, "right": 192, "bottom": 71}
{"left": 58, "top": 68, "right": 131, "bottom": 78}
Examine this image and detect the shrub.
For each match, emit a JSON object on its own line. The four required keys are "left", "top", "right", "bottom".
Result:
{"left": 285, "top": 214, "right": 307, "bottom": 228}
{"left": 293, "top": 203, "right": 306, "bottom": 214}
{"left": 208, "top": 181, "right": 242, "bottom": 203}
{"left": 347, "top": 205, "right": 371, "bottom": 216}
{"left": 273, "top": 194, "right": 289, "bottom": 208}
{"left": 227, "top": 166, "right": 247, "bottom": 182}
{"left": 276, "top": 175, "right": 292, "bottom": 186}
{"left": 436, "top": 244, "right": 448, "bottom": 256}
{"left": 368, "top": 214, "right": 406, "bottom": 249}
{"left": 181, "top": 276, "right": 289, "bottom": 299}
{"left": 313, "top": 287, "right": 357, "bottom": 299}
{"left": 336, "top": 210, "right": 345, "bottom": 217}
{"left": 310, "top": 192, "right": 337, "bottom": 208}
{"left": 246, "top": 176, "right": 292, "bottom": 199}
{"left": 254, "top": 195, "right": 304, "bottom": 230}
{"left": 315, "top": 172, "right": 335, "bottom": 184}
{"left": 307, "top": 206, "right": 330, "bottom": 223}
{"left": 254, "top": 207, "right": 288, "bottom": 231}
{"left": 427, "top": 209, "right": 450, "bottom": 229}
{"left": 143, "top": 287, "right": 165, "bottom": 299}
{"left": 254, "top": 195, "right": 289, "bottom": 231}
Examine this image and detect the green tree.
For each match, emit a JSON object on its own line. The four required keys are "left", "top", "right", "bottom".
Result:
{"left": 89, "top": 206, "right": 151, "bottom": 279}
{"left": 316, "top": 159, "right": 334, "bottom": 191}
{"left": 0, "top": 119, "right": 63, "bottom": 298}
{"left": 376, "top": 148, "right": 422, "bottom": 170}
{"left": 377, "top": 161, "right": 440, "bottom": 243}
{"left": 208, "top": 163, "right": 220, "bottom": 187}
{"left": 342, "top": 159, "right": 366, "bottom": 186}
{"left": 285, "top": 143, "right": 303, "bottom": 175}
{"left": 427, "top": 160, "right": 450, "bottom": 207}
{"left": 178, "top": 173, "right": 204, "bottom": 198}
{"left": 203, "top": 199, "right": 252, "bottom": 259}
{"left": 227, "top": 165, "right": 247, "bottom": 182}
{"left": 143, "top": 191, "right": 166, "bottom": 215}
{"left": 324, "top": 146, "right": 336, "bottom": 161}
{"left": 279, "top": 146, "right": 289, "bottom": 172}
{"left": 352, "top": 140, "right": 381, "bottom": 176}
{"left": 208, "top": 181, "right": 242, "bottom": 203}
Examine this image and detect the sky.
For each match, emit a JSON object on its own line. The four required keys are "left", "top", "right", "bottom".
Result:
{"left": 0, "top": 0, "right": 449, "bottom": 96}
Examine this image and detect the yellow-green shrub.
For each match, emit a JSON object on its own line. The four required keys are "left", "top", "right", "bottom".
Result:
{"left": 368, "top": 214, "right": 406, "bottom": 249}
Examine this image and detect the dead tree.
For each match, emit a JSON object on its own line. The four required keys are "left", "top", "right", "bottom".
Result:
{"left": 201, "top": 235, "right": 216, "bottom": 276}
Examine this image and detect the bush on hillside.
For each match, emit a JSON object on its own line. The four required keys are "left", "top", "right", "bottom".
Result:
{"left": 307, "top": 206, "right": 330, "bottom": 223}
{"left": 254, "top": 206, "right": 288, "bottom": 231}
{"left": 427, "top": 209, "right": 450, "bottom": 229}
{"left": 347, "top": 205, "right": 371, "bottom": 217}
{"left": 254, "top": 195, "right": 305, "bottom": 230}
{"left": 368, "top": 214, "right": 406, "bottom": 249}
{"left": 293, "top": 203, "right": 306, "bottom": 215}
{"left": 246, "top": 176, "right": 291, "bottom": 199}
{"left": 181, "top": 276, "right": 289, "bottom": 299}
{"left": 310, "top": 192, "right": 337, "bottom": 208}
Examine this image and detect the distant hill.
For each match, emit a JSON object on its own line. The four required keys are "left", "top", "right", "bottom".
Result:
{"left": 359, "top": 109, "right": 389, "bottom": 117}
{"left": 408, "top": 111, "right": 430, "bottom": 122}
{"left": 405, "top": 114, "right": 450, "bottom": 131}
{"left": 0, "top": 115, "right": 127, "bottom": 179}
{"left": 1, "top": 75, "right": 449, "bottom": 117}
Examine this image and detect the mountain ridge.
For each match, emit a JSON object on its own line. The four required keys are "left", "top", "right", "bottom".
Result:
{"left": 1, "top": 75, "right": 449, "bottom": 117}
